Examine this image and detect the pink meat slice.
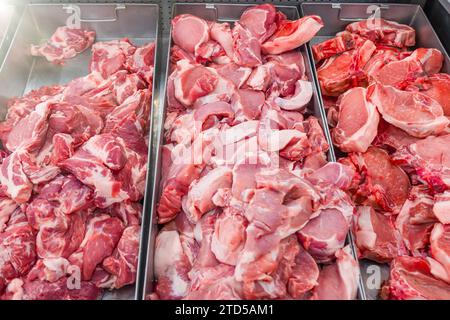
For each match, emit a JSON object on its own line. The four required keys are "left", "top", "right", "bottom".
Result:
{"left": 370, "top": 55, "right": 424, "bottom": 87}
{"left": 102, "top": 225, "right": 141, "bottom": 289}
{"left": 348, "top": 146, "right": 411, "bottom": 213}
{"left": 273, "top": 80, "right": 313, "bottom": 112}
{"left": 231, "top": 22, "right": 262, "bottom": 67}
{"left": 262, "top": 16, "right": 324, "bottom": 55}
{"left": 408, "top": 48, "right": 444, "bottom": 75}
{"left": 90, "top": 39, "right": 136, "bottom": 79}
{"left": 288, "top": 244, "right": 319, "bottom": 298}
{"left": 173, "top": 60, "right": 219, "bottom": 107}
{"left": 213, "top": 63, "right": 252, "bottom": 89}
{"left": 355, "top": 206, "right": 406, "bottom": 263}
{"left": 433, "top": 191, "right": 450, "bottom": 224}
{"left": 395, "top": 186, "right": 437, "bottom": 254}
{"left": 238, "top": 4, "right": 277, "bottom": 43}
{"left": 211, "top": 208, "right": 247, "bottom": 265}
{"left": 210, "top": 22, "right": 234, "bottom": 59}
{"left": 368, "top": 83, "right": 449, "bottom": 138}
{"left": 392, "top": 134, "right": 450, "bottom": 193}
{"left": 68, "top": 215, "right": 123, "bottom": 281}
{"left": 405, "top": 73, "right": 450, "bottom": 116}
{"left": 311, "top": 246, "right": 360, "bottom": 300}
{"left": 312, "top": 31, "right": 365, "bottom": 62}
{"left": 332, "top": 87, "right": 380, "bottom": 153}
{"left": 297, "top": 208, "right": 349, "bottom": 263}
{"left": 185, "top": 167, "right": 233, "bottom": 223}
{"left": 231, "top": 89, "right": 265, "bottom": 121}
{"left": 382, "top": 256, "right": 450, "bottom": 300}
{"left": 172, "top": 14, "right": 209, "bottom": 54}
{"left": 6, "top": 100, "right": 51, "bottom": 153}
{"left": 31, "top": 26, "right": 95, "bottom": 64}
{"left": 317, "top": 40, "right": 376, "bottom": 96}
{"left": 345, "top": 18, "right": 415, "bottom": 48}
{"left": 430, "top": 223, "right": 450, "bottom": 279}
{"left": 373, "top": 120, "right": 421, "bottom": 151}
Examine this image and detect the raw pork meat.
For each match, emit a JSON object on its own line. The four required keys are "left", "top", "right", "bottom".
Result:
{"left": 31, "top": 27, "right": 95, "bottom": 64}
{"left": 345, "top": 18, "right": 415, "bottom": 48}
{"left": 1, "top": 28, "right": 154, "bottom": 299}
{"left": 368, "top": 83, "right": 448, "bottom": 138}
{"left": 332, "top": 87, "right": 379, "bottom": 152}
{"left": 153, "top": 5, "right": 354, "bottom": 301}
{"left": 381, "top": 256, "right": 450, "bottom": 300}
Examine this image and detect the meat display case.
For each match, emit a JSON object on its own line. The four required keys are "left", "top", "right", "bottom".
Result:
{"left": 0, "top": 0, "right": 448, "bottom": 301}
{"left": 137, "top": 2, "right": 367, "bottom": 301}
{"left": 0, "top": 2, "right": 160, "bottom": 300}
{"left": 301, "top": 2, "right": 450, "bottom": 300}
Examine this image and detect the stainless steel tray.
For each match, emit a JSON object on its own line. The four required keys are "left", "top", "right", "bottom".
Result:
{"left": 0, "top": 2, "right": 160, "bottom": 300}
{"left": 301, "top": 2, "right": 450, "bottom": 300}
{"left": 140, "top": 2, "right": 364, "bottom": 300}
{"left": 0, "top": 3, "right": 19, "bottom": 70}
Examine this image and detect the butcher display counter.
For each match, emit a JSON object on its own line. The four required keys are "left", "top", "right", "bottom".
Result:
{"left": 139, "top": 2, "right": 366, "bottom": 301}
{"left": 0, "top": 3, "right": 160, "bottom": 300}
{"left": 301, "top": 2, "right": 450, "bottom": 300}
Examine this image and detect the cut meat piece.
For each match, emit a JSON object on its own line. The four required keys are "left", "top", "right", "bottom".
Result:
{"left": 306, "top": 162, "right": 355, "bottom": 191}
{"left": 90, "top": 39, "right": 136, "bottom": 79}
{"left": 396, "top": 186, "right": 436, "bottom": 254}
{"left": 262, "top": 16, "right": 324, "bottom": 55}
{"left": 382, "top": 256, "right": 450, "bottom": 300}
{"left": 347, "top": 146, "right": 411, "bottom": 213}
{"left": 317, "top": 40, "right": 376, "bottom": 96}
{"left": 297, "top": 208, "right": 349, "bottom": 263}
{"left": 154, "top": 223, "right": 193, "bottom": 300}
{"left": 430, "top": 223, "right": 450, "bottom": 279}
{"left": 102, "top": 225, "right": 141, "bottom": 289}
{"left": 408, "top": 48, "right": 444, "bottom": 75}
{"left": 127, "top": 42, "right": 155, "bottom": 84}
{"left": 433, "top": 192, "right": 450, "bottom": 224}
{"left": 6, "top": 100, "right": 51, "bottom": 153}
{"left": 231, "top": 22, "right": 262, "bottom": 68}
{"left": 332, "top": 87, "right": 379, "bottom": 153}
{"left": 31, "top": 27, "right": 95, "bottom": 64}
{"left": 288, "top": 245, "right": 319, "bottom": 298}
{"left": 368, "top": 83, "right": 449, "bottom": 138}
{"left": 370, "top": 55, "right": 424, "bottom": 87}
{"left": 392, "top": 134, "right": 450, "bottom": 193}
{"left": 311, "top": 246, "right": 360, "bottom": 300}
{"left": 213, "top": 63, "right": 252, "bottom": 89}
{"left": 273, "top": 80, "right": 313, "bottom": 112}
{"left": 345, "top": 18, "right": 415, "bottom": 48}
{"left": 0, "top": 150, "right": 33, "bottom": 204}
{"left": 405, "top": 73, "right": 450, "bottom": 116}
{"left": 172, "top": 14, "right": 209, "bottom": 54}
{"left": 68, "top": 215, "right": 123, "bottom": 281}
{"left": 238, "top": 4, "right": 277, "bottom": 43}
{"left": 355, "top": 206, "right": 406, "bottom": 263}
{"left": 312, "top": 31, "right": 365, "bottom": 62}
{"left": 210, "top": 22, "right": 234, "bottom": 60}
{"left": 173, "top": 60, "right": 219, "bottom": 107}
{"left": 0, "top": 197, "right": 17, "bottom": 232}
{"left": 231, "top": 89, "right": 265, "bottom": 121}
{"left": 211, "top": 208, "right": 247, "bottom": 266}
{"left": 373, "top": 120, "right": 421, "bottom": 151}
{"left": 0, "top": 212, "right": 36, "bottom": 282}
{"left": 185, "top": 167, "right": 233, "bottom": 223}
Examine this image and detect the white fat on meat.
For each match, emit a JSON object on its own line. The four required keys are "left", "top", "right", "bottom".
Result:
{"left": 273, "top": 80, "right": 313, "bottom": 111}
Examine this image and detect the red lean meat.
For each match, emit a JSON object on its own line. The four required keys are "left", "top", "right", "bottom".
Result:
{"left": 0, "top": 26, "right": 155, "bottom": 299}
{"left": 313, "top": 16, "right": 450, "bottom": 300}
{"left": 153, "top": 5, "right": 358, "bottom": 300}
{"left": 31, "top": 27, "right": 95, "bottom": 64}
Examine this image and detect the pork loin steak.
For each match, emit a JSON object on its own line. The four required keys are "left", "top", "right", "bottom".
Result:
{"left": 382, "top": 256, "right": 450, "bottom": 300}
{"left": 392, "top": 134, "right": 450, "bottom": 193}
{"left": 368, "top": 83, "right": 449, "bottom": 138}
{"left": 332, "top": 87, "right": 379, "bottom": 153}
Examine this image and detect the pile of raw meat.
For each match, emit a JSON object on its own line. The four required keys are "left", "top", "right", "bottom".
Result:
{"left": 153, "top": 4, "right": 360, "bottom": 300}
{"left": 313, "top": 18, "right": 450, "bottom": 299}
{"left": 0, "top": 26, "right": 155, "bottom": 299}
